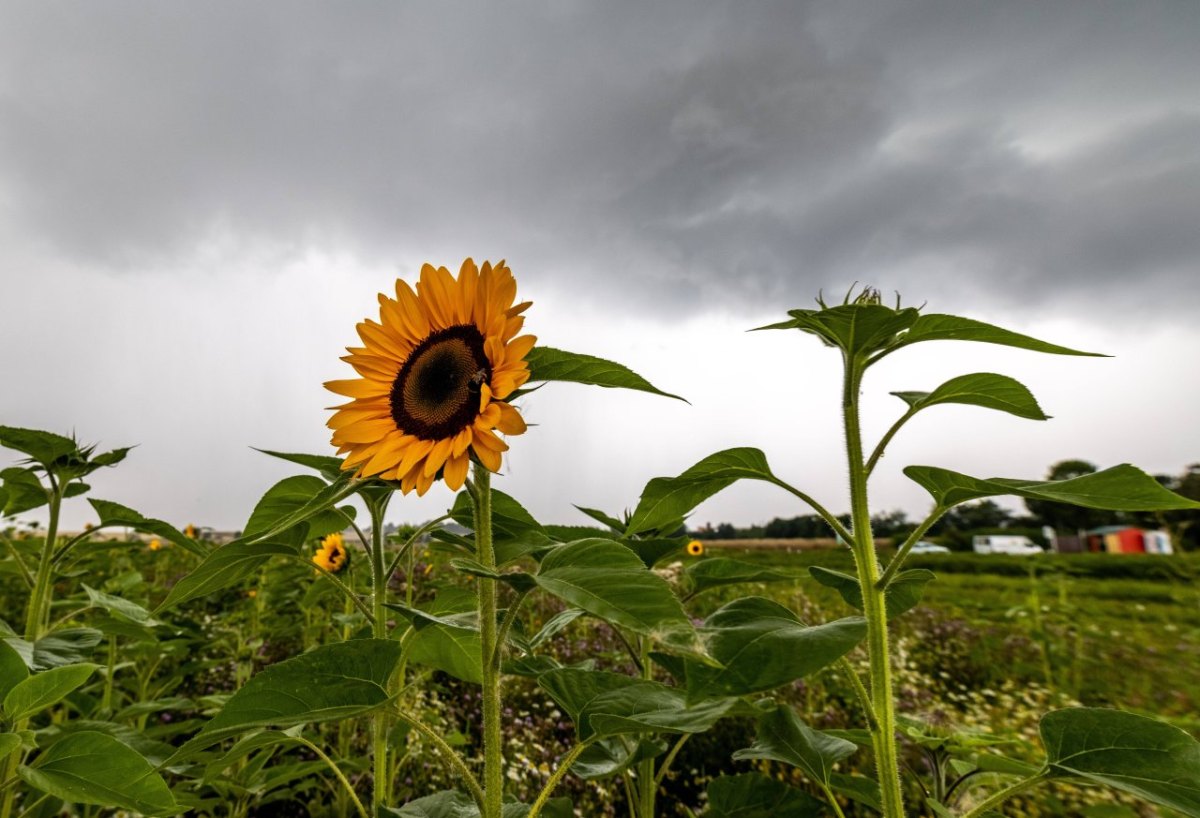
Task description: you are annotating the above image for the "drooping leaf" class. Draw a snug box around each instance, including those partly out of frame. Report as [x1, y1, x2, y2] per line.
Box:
[533, 539, 697, 651]
[3, 663, 97, 721]
[244, 475, 354, 544]
[389, 605, 485, 685]
[527, 608, 586, 651]
[0, 426, 77, 466]
[627, 449, 786, 537]
[906, 464, 1200, 512]
[157, 542, 297, 612]
[3, 628, 104, 671]
[525, 346, 684, 401]
[733, 706, 857, 788]
[684, 558, 795, 596]
[0, 640, 28, 699]
[88, 499, 205, 556]
[82, 585, 157, 627]
[681, 598, 865, 700]
[1, 467, 48, 515]
[254, 449, 346, 482]
[705, 772, 824, 818]
[571, 737, 666, 780]
[892, 314, 1103, 357]
[18, 730, 177, 815]
[179, 639, 402, 754]
[1041, 708, 1200, 816]
[809, 567, 936, 620]
[892, 372, 1049, 421]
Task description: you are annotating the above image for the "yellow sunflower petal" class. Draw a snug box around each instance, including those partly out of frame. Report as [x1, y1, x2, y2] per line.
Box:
[443, 453, 470, 490]
[422, 436, 455, 478]
[325, 379, 389, 399]
[495, 402, 527, 436]
[472, 440, 503, 472]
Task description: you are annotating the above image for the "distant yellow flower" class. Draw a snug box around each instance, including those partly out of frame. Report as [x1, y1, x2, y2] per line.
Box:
[184, 524, 197, 539]
[686, 540, 705, 557]
[326, 259, 534, 496]
[313, 532, 349, 574]
[247, 589, 258, 599]
[148, 539, 162, 551]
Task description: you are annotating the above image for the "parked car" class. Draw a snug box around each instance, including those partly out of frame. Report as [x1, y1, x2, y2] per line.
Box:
[910, 541, 950, 554]
[972, 535, 1044, 555]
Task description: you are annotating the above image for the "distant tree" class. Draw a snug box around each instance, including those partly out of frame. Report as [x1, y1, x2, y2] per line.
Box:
[870, 509, 909, 538]
[1023, 459, 1117, 534]
[938, 499, 1012, 531]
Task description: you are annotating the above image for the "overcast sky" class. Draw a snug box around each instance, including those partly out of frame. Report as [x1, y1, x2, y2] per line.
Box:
[2, 1, 1198, 533]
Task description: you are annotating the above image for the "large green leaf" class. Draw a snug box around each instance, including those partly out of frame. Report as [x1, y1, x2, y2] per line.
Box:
[684, 558, 794, 596]
[0, 640, 28, 699]
[906, 464, 1200, 511]
[18, 730, 177, 815]
[762, 304, 921, 359]
[681, 598, 865, 700]
[533, 539, 697, 651]
[88, 498, 206, 556]
[82, 585, 158, 627]
[157, 542, 297, 612]
[180, 639, 402, 753]
[892, 313, 1103, 357]
[238, 475, 358, 546]
[525, 346, 684, 401]
[1, 467, 49, 515]
[0, 426, 77, 465]
[809, 567, 936, 620]
[538, 668, 733, 740]
[892, 372, 1049, 421]
[254, 449, 346, 482]
[391, 607, 484, 684]
[384, 791, 572, 818]
[244, 475, 354, 544]
[732, 706, 857, 788]
[571, 737, 666, 780]
[449, 488, 552, 565]
[3, 663, 97, 721]
[1041, 708, 1200, 816]
[627, 449, 785, 537]
[3, 628, 104, 671]
[705, 772, 824, 817]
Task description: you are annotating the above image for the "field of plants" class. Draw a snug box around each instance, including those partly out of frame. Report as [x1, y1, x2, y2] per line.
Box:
[3, 268, 1199, 818]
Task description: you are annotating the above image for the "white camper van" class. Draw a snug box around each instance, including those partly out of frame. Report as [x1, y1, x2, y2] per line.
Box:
[972, 535, 1044, 555]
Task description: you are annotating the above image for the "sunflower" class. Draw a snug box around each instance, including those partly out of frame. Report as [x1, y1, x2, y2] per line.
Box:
[326, 260, 534, 495]
[686, 540, 705, 557]
[148, 539, 162, 551]
[313, 532, 349, 573]
[184, 523, 197, 539]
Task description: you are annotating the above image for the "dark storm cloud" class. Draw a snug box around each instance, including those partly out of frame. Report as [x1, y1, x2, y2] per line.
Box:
[1, 1, 1197, 315]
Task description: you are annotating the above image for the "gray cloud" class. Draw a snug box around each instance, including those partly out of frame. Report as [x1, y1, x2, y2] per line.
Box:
[1, 0, 1198, 319]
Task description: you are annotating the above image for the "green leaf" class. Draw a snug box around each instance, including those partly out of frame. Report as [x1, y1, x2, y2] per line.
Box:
[681, 598, 865, 700]
[620, 538, 685, 569]
[684, 558, 794, 596]
[571, 737, 666, 780]
[894, 313, 1104, 357]
[82, 585, 157, 627]
[3, 628, 104, 671]
[179, 639, 402, 754]
[88, 499, 205, 557]
[525, 346, 684, 401]
[389, 606, 485, 685]
[254, 449, 346, 481]
[528, 609, 586, 651]
[18, 730, 177, 815]
[1041, 708, 1200, 816]
[809, 567, 936, 619]
[3, 663, 97, 721]
[384, 790, 572, 818]
[732, 706, 857, 788]
[157, 542, 297, 611]
[828, 774, 882, 812]
[0, 426, 77, 465]
[533, 539, 697, 650]
[627, 448, 784, 537]
[538, 668, 734, 741]
[89, 447, 132, 468]
[1, 467, 49, 515]
[0, 732, 19, 762]
[892, 372, 1049, 421]
[0, 640, 28, 700]
[762, 304, 921, 359]
[573, 505, 625, 533]
[906, 463, 1200, 512]
[451, 488, 544, 540]
[705, 772, 824, 817]
[244, 475, 354, 544]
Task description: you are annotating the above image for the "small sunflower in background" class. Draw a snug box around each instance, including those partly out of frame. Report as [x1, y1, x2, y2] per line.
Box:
[184, 523, 197, 539]
[313, 532, 349, 574]
[148, 539, 162, 551]
[325, 259, 534, 496]
[686, 539, 705, 557]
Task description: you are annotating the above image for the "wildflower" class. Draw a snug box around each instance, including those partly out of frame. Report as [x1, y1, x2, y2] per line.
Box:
[184, 523, 197, 539]
[686, 539, 705, 557]
[148, 539, 162, 551]
[326, 260, 534, 495]
[313, 532, 349, 573]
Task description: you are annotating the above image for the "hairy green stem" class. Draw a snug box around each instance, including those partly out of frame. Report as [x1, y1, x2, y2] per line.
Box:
[958, 774, 1046, 818]
[0, 535, 34, 587]
[385, 513, 451, 581]
[653, 734, 691, 787]
[492, 590, 530, 669]
[769, 477, 854, 544]
[637, 637, 655, 818]
[842, 358, 905, 818]
[471, 466, 504, 818]
[290, 735, 371, 818]
[526, 741, 594, 818]
[24, 476, 63, 640]
[835, 655, 878, 730]
[877, 505, 947, 588]
[368, 494, 393, 815]
[865, 408, 917, 478]
[391, 707, 486, 809]
[819, 783, 849, 818]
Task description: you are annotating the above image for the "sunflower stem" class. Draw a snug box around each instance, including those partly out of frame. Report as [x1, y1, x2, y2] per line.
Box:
[842, 356, 905, 818]
[471, 465, 505, 818]
[367, 493, 393, 815]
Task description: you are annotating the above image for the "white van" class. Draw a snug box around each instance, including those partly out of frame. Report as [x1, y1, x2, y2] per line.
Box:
[972, 535, 1044, 555]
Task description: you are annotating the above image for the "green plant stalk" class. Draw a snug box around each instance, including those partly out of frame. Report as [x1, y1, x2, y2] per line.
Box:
[288, 735, 371, 818]
[101, 635, 117, 713]
[391, 706, 486, 808]
[842, 358, 905, 818]
[471, 465, 504, 818]
[368, 494, 392, 815]
[638, 637, 654, 818]
[23, 476, 63, 640]
[526, 740, 594, 818]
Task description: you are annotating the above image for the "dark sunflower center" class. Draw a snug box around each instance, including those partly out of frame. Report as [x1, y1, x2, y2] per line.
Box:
[390, 325, 490, 441]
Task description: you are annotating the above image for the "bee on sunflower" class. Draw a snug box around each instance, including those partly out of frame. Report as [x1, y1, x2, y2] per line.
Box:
[325, 259, 534, 495]
[313, 532, 349, 574]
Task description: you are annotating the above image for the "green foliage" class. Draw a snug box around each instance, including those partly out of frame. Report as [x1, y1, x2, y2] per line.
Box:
[2, 662, 96, 721]
[704, 772, 824, 817]
[683, 558, 795, 596]
[88, 498, 205, 556]
[892, 372, 1049, 421]
[810, 566, 936, 619]
[732, 705, 858, 788]
[157, 542, 297, 611]
[525, 346, 684, 401]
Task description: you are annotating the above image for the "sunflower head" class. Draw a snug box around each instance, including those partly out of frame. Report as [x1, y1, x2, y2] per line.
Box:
[313, 532, 349, 574]
[148, 539, 162, 551]
[686, 540, 705, 557]
[326, 259, 534, 496]
[185, 523, 197, 539]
